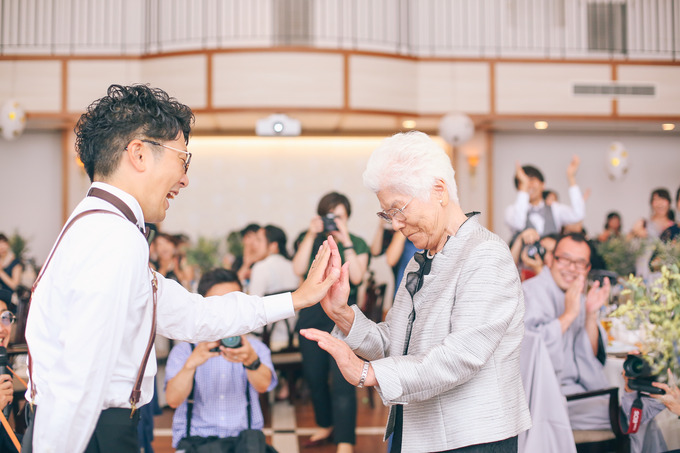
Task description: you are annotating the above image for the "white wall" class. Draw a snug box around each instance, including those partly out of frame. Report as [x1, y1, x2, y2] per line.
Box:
[492, 132, 680, 242]
[0, 131, 63, 262]
[158, 136, 390, 258]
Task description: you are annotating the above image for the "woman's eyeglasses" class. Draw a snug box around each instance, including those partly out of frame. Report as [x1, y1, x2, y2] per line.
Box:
[377, 197, 415, 223]
[0, 311, 16, 327]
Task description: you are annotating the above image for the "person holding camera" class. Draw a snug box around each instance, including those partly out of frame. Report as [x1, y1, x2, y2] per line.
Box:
[523, 233, 667, 452]
[651, 369, 680, 417]
[292, 192, 369, 453]
[165, 268, 277, 449]
[510, 228, 557, 281]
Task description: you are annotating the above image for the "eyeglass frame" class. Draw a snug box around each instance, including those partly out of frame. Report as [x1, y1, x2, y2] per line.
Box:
[0, 310, 16, 327]
[140, 139, 192, 174]
[553, 254, 591, 271]
[376, 196, 415, 223]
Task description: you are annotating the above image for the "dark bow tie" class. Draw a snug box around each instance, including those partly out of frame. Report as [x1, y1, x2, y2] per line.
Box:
[405, 251, 432, 299]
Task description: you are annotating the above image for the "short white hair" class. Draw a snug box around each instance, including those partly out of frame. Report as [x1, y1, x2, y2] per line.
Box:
[362, 131, 459, 203]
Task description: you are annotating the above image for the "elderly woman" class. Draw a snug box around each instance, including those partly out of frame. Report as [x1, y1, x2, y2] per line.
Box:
[301, 132, 531, 453]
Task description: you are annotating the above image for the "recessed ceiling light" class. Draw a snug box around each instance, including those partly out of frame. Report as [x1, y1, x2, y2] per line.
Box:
[534, 121, 549, 130]
[402, 120, 416, 129]
[662, 123, 675, 131]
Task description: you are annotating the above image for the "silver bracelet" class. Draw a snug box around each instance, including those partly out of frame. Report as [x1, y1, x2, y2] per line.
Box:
[357, 361, 370, 388]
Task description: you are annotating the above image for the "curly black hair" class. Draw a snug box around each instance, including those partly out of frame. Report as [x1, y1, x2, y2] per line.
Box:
[74, 84, 195, 181]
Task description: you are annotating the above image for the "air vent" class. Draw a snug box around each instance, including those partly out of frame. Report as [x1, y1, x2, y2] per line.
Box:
[573, 83, 656, 97]
[587, 2, 627, 54]
[274, 0, 312, 46]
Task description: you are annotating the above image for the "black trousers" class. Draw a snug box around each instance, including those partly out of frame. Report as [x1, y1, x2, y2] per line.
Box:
[22, 405, 141, 453]
[299, 334, 357, 445]
[435, 436, 518, 453]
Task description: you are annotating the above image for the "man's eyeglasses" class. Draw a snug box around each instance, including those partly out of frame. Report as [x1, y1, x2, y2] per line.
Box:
[554, 255, 590, 271]
[141, 139, 192, 174]
[0, 311, 16, 327]
[377, 197, 414, 224]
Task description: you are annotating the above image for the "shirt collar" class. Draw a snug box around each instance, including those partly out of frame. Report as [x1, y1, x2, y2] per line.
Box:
[90, 182, 147, 231]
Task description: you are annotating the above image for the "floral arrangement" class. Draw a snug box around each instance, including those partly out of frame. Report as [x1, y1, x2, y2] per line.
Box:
[596, 237, 647, 278]
[612, 265, 680, 380]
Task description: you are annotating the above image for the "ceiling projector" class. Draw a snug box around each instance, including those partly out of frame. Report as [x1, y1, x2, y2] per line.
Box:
[256, 114, 301, 136]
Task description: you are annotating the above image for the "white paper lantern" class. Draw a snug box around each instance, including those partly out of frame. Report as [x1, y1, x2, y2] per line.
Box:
[0, 100, 27, 140]
[607, 141, 629, 181]
[438, 113, 475, 146]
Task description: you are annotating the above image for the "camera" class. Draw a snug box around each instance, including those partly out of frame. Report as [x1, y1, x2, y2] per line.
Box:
[588, 269, 618, 286]
[525, 242, 546, 260]
[210, 336, 242, 352]
[322, 213, 338, 232]
[623, 354, 665, 395]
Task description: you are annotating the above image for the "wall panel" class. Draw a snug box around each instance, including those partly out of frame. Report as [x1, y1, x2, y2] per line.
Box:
[212, 52, 344, 108]
[496, 63, 612, 115]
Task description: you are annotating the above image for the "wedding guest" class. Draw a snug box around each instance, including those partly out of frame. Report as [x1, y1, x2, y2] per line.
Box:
[0, 234, 23, 299]
[292, 192, 370, 453]
[165, 269, 276, 449]
[629, 188, 675, 240]
[597, 212, 622, 242]
[523, 233, 666, 452]
[505, 157, 585, 238]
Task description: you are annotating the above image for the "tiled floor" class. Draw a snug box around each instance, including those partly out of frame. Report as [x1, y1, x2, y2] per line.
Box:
[151, 389, 391, 453]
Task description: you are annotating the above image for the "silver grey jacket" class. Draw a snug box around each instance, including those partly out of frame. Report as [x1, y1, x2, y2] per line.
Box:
[336, 215, 532, 452]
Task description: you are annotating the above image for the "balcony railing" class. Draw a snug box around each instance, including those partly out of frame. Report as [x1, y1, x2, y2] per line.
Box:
[1, 0, 678, 60]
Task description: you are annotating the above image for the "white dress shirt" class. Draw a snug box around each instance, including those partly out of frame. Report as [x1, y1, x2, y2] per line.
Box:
[248, 254, 300, 349]
[25, 182, 294, 453]
[505, 185, 586, 236]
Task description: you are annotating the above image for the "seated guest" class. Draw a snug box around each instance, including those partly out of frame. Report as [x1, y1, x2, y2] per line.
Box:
[164, 268, 277, 449]
[523, 233, 666, 452]
[232, 224, 268, 288]
[505, 157, 585, 237]
[0, 295, 20, 452]
[249, 224, 301, 351]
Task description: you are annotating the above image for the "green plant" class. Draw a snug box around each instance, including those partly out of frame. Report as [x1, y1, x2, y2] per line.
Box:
[612, 265, 680, 381]
[649, 240, 680, 272]
[8, 231, 29, 261]
[226, 231, 243, 259]
[185, 237, 220, 274]
[596, 237, 647, 278]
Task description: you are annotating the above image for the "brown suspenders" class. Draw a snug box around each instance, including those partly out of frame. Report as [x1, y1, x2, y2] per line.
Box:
[28, 191, 157, 417]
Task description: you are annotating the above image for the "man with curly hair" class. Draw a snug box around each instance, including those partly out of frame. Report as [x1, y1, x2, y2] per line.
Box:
[22, 84, 338, 453]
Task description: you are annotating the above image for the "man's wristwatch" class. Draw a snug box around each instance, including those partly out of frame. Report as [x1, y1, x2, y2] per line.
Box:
[244, 357, 261, 370]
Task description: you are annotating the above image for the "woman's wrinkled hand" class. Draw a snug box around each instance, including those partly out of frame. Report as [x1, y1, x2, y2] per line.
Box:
[300, 328, 372, 387]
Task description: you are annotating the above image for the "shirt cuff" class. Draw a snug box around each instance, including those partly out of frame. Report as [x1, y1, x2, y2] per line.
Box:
[262, 292, 295, 324]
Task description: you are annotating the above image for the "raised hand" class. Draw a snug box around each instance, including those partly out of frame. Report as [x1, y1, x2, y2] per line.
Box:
[300, 328, 372, 387]
[219, 336, 254, 365]
[292, 238, 341, 310]
[515, 162, 529, 192]
[567, 155, 580, 186]
[185, 341, 220, 370]
[319, 236, 354, 334]
[585, 276, 610, 315]
[0, 374, 13, 409]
